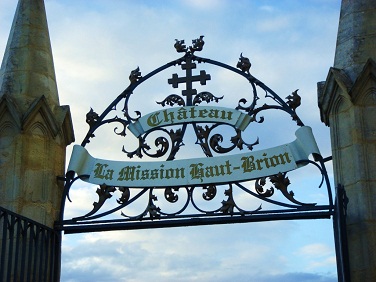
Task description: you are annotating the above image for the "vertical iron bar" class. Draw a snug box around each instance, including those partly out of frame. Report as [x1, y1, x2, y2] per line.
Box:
[319, 158, 334, 208]
[45, 230, 52, 281]
[52, 230, 61, 282]
[38, 228, 46, 281]
[19, 220, 27, 282]
[13, 218, 22, 281]
[6, 214, 15, 282]
[32, 226, 40, 281]
[1, 211, 9, 281]
[333, 185, 350, 282]
[26, 224, 35, 281]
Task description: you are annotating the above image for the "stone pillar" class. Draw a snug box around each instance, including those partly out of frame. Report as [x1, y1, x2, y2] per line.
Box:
[0, 0, 74, 227]
[318, 0, 376, 281]
[0, 1, 74, 280]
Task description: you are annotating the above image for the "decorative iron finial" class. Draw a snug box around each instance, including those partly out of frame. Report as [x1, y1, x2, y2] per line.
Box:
[174, 36, 205, 54]
[174, 39, 187, 53]
[286, 89, 301, 111]
[190, 35, 205, 53]
[86, 108, 99, 126]
[236, 53, 251, 73]
[129, 67, 142, 83]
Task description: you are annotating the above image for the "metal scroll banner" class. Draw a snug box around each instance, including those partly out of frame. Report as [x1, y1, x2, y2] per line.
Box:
[128, 106, 252, 137]
[67, 126, 320, 188]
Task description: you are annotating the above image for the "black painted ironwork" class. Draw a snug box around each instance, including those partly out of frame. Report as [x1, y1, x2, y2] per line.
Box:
[57, 37, 334, 235]
[0, 206, 60, 282]
[333, 185, 350, 282]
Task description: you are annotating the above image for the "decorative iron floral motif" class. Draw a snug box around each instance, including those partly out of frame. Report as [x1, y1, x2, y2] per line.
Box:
[146, 196, 161, 219]
[86, 108, 99, 127]
[220, 187, 236, 214]
[236, 53, 251, 73]
[255, 177, 274, 197]
[117, 186, 130, 204]
[190, 35, 205, 53]
[129, 67, 142, 83]
[193, 91, 223, 105]
[174, 39, 187, 53]
[202, 184, 217, 201]
[165, 187, 179, 203]
[157, 94, 185, 107]
[255, 173, 315, 206]
[286, 89, 301, 111]
[72, 184, 116, 220]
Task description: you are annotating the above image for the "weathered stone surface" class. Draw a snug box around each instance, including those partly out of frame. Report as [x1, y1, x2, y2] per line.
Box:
[0, 96, 73, 227]
[0, 0, 59, 113]
[0, 1, 73, 281]
[0, 0, 74, 228]
[346, 218, 376, 282]
[318, 1, 376, 279]
[334, 0, 376, 82]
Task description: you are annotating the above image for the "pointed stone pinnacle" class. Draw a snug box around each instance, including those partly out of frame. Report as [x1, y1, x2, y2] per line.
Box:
[0, 0, 59, 112]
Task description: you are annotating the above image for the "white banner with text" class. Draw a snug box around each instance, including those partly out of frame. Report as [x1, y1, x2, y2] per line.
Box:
[128, 106, 252, 137]
[67, 126, 320, 187]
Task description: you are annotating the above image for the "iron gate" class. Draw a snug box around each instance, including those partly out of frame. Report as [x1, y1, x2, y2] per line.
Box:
[0, 206, 60, 282]
[55, 37, 347, 280]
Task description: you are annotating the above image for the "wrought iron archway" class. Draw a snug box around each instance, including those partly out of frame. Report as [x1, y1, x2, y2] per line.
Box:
[56, 36, 334, 235]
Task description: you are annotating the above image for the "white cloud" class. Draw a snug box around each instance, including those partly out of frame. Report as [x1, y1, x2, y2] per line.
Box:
[308, 256, 337, 270]
[259, 5, 275, 13]
[61, 221, 319, 281]
[182, 0, 225, 10]
[295, 243, 337, 271]
[298, 243, 333, 257]
[257, 16, 292, 32]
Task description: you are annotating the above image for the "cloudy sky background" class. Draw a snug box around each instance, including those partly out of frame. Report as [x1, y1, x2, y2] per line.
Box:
[0, 0, 342, 281]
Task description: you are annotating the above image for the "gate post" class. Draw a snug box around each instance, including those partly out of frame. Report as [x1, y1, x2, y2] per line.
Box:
[0, 0, 74, 280]
[318, 0, 376, 280]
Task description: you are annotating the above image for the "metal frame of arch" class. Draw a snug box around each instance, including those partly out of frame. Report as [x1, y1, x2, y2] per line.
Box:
[56, 37, 335, 235]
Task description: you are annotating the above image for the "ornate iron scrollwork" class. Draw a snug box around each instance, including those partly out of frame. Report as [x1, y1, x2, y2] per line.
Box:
[193, 91, 223, 105]
[157, 94, 185, 107]
[59, 37, 333, 233]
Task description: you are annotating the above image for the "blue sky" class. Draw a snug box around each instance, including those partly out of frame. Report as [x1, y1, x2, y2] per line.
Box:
[0, 0, 341, 281]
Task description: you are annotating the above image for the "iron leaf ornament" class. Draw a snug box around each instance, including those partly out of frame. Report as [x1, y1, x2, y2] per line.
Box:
[129, 66, 142, 83]
[236, 53, 251, 73]
[220, 187, 236, 214]
[202, 184, 217, 201]
[174, 36, 205, 54]
[117, 186, 130, 204]
[174, 39, 187, 53]
[157, 94, 186, 107]
[86, 108, 99, 127]
[255, 173, 316, 206]
[190, 35, 205, 53]
[165, 187, 179, 203]
[193, 91, 223, 105]
[286, 89, 301, 111]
